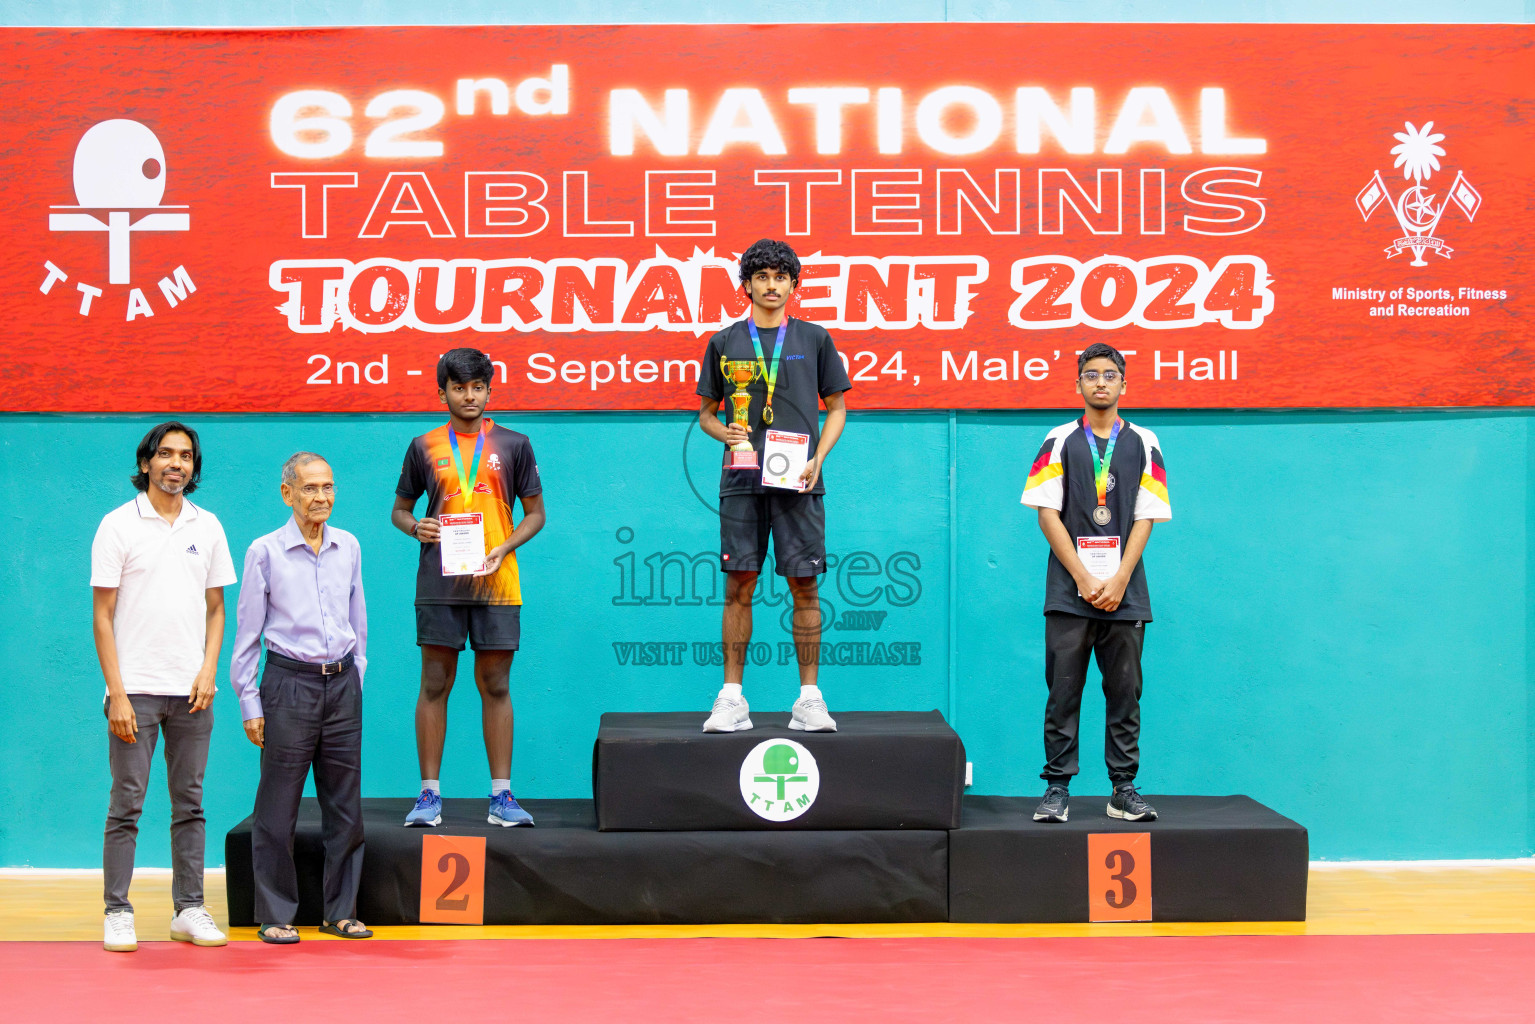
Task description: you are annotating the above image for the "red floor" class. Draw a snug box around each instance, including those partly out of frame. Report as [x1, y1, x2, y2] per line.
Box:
[7, 934, 1533, 1023]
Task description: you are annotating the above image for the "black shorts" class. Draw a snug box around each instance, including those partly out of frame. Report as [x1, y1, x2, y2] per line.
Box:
[719, 493, 826, 577]
[416, 604, 521, 651]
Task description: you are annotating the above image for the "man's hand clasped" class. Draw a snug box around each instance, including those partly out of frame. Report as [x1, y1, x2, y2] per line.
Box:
[1078, 570, 1131, 612]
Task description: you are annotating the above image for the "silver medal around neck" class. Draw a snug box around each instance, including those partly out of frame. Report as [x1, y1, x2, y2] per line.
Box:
[1092, 505, 1112, 526]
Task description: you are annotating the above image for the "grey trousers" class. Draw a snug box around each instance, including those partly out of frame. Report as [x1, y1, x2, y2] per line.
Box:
[251, 660, 364, 925]
[104, 693, 214, 914]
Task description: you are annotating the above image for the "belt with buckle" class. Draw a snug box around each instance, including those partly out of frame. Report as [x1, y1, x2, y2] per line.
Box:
[266, 650, 356, 676]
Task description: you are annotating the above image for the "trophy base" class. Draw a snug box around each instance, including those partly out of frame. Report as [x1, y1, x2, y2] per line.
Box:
[726, 448, 759, 470]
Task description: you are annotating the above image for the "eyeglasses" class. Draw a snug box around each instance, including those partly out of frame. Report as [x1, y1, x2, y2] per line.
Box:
[1079, 370, 1122, 384]
[298, 484, 335, 497]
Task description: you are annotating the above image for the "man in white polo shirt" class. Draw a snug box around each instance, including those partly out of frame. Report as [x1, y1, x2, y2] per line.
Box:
[91, 422, 237, 953]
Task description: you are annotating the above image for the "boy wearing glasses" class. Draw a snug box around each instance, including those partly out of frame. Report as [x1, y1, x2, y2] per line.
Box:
[1020, 343, 1171, 823]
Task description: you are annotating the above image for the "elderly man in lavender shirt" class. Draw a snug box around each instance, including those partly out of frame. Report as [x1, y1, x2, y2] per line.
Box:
[232, 452, 372, 943]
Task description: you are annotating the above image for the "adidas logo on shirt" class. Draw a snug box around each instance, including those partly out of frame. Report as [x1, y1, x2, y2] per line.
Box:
[185, 544, 199, 555]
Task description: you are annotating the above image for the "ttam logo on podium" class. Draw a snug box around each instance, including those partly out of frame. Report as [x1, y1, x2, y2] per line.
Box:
[40, 118, 197, 320]
[739, 739, 819, 822]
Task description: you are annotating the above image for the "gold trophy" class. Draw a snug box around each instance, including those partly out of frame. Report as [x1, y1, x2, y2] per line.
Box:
[721, 357, 764, 470]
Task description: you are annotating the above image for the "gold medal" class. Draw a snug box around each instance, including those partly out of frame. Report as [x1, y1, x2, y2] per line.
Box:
[762, 405, 774, 425]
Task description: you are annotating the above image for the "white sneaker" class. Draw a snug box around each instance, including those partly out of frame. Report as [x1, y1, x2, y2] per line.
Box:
[702, 694, 753, 733]
[790, 695, 837, 732]
[169, 906, 228, 947]
[103, 910, 137, 952]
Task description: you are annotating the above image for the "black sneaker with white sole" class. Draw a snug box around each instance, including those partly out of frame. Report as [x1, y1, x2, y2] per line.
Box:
[1032, 784, 1070, 822]
[1107, 784, 1158, 821]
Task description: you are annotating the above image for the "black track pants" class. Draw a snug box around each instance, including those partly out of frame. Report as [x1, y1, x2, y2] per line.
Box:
[1041, 613, 1145, 786]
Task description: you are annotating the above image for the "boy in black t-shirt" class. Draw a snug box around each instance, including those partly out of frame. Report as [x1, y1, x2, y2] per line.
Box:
[695, 239, 852, 733]
[390, 349, 547, 829]
[1020, 342, 1171, 823]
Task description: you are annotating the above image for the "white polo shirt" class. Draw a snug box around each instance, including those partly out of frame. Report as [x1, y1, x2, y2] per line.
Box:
[91, 493, 238, 696]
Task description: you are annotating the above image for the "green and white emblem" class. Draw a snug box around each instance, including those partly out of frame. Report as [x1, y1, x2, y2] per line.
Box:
[739, 738, 819, 822]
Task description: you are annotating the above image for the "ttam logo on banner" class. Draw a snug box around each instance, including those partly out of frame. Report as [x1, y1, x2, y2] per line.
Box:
[1355, 120, 1482, 266]
[40, 118, 197, 320]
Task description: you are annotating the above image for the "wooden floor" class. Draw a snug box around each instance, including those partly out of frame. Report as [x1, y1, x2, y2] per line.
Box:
[3, 862, 1532, 941]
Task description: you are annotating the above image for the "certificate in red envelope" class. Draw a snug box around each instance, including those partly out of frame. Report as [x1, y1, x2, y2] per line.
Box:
[439, 513, 486, 576]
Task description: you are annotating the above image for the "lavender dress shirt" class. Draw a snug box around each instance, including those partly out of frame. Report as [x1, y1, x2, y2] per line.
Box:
[231, 517, 368, 721]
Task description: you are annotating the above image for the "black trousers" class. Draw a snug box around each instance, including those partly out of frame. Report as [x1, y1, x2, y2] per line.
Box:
[1041, 613, 1145, 786]
[251, 660, 364, 925]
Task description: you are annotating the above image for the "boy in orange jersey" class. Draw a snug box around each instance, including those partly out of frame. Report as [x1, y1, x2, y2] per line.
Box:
[391, 348, 546, 827]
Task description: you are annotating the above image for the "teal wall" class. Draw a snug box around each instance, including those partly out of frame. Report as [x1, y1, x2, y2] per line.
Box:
[2, 409, 1531, 865]
[1, 0, 1531, 867]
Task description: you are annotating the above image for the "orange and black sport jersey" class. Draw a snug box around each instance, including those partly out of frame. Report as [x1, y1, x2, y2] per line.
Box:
[396, 419, 542, 606]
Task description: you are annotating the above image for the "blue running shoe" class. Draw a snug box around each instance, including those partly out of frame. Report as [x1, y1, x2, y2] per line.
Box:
[488, 791, 534, 827]
[404, 789, 442, 827]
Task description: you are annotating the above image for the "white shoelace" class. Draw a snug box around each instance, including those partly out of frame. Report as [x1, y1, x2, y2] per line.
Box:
[797, 697, 829, 714]
[711, 695, 741, 714]
[180, 906, 217, 930]
[105, 913, 134, 936]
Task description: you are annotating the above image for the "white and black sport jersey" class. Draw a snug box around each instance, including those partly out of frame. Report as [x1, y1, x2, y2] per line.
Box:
[1021, 418, 1171, 621]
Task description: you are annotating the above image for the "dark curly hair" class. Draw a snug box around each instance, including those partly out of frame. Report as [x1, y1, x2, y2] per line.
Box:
[738, 238, 801, 288]
[131, 421, 202, 495]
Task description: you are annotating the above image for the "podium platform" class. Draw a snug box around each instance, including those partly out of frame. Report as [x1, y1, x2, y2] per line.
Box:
[225, 798, 949, 926]
[593, 710, 965, 831]
[224, 707, 1307, 925]
[948, 795, 1309, 922]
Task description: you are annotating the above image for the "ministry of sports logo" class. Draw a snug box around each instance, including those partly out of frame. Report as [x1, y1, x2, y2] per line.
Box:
[1355, 121, 1482, 266]
[739, 739, 819, 822]
[39, 118, 196, 319]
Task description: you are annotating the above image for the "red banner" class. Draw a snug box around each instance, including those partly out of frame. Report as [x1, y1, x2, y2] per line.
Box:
[1, 25, 1530, 411]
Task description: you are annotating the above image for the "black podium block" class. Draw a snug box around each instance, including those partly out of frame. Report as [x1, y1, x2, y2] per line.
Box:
[949, 795, 1308, 922]
[225, 798, 948, 926]
[592, 711, 965, 831]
